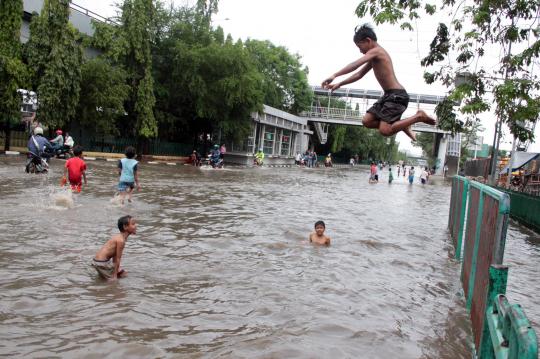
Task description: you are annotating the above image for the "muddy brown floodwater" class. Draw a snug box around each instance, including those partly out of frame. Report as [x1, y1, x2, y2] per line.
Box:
[0, 156, 538, 358]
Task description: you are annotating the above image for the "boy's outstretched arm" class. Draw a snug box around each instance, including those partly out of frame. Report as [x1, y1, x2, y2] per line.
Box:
[322, 52, 376, 88]
[326, 63, 372, 91]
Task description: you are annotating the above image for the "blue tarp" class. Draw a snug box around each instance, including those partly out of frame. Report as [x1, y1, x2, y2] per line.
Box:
[501, 152, 539, 173]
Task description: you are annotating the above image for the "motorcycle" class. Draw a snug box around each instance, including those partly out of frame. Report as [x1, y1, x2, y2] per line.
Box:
[51, 144, 73, 159]
[25, 151, 49, 174]
[208, 156, 224, 169]
[253, 157, 264, 166]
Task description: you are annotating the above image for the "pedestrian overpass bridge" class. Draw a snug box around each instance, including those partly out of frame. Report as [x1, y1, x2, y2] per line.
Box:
[300, 86, 450, 145]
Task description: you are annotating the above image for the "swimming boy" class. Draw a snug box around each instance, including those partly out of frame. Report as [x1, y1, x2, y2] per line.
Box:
[91, 215, 136, 280]
[321, 24, 436, 141]
[63, 145, 87, 192]
[118, 146, 141, 204]
[309, 220, 331, 246]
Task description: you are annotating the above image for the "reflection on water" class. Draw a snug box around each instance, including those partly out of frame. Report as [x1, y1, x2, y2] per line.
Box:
[0, 156, 537, 358]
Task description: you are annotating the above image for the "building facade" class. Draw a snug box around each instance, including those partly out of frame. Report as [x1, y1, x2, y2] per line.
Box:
[224, 105, 312, 165]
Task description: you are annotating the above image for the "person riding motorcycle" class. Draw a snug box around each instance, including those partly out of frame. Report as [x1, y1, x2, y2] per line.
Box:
[254, 148, 265, 166]
[26, 127, 53, 173]
[64, 132, 75, 148]
[27, 127, 53, 159]
[50, 129, 64, 151]
[209, 145, 222, 168]
[325, 153, 333, 167]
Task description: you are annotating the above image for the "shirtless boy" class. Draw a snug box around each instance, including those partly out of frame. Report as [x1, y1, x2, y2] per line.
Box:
[309, 220, 331, 246]
[321, 24, 436, 141]
[91, 215, 136, 280]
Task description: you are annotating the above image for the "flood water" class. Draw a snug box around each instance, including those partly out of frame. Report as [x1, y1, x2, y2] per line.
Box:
[0, 155, 538, 358]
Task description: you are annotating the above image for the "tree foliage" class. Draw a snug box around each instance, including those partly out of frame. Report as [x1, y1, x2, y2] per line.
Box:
[356, 0, 540, 142]
[149, 5, 267, 143]
[77, 58, 129, 135]
[244, 39, 312, 115]
[316, 97, 400, 161]
[118, 0, 158, 139]
[25, 0, 82, 129]
[0, 0, 27, 129]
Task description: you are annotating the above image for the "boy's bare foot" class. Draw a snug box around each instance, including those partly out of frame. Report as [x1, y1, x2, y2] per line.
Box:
[417, 110, 436, 125]
[128, 199, 132, 203]
[404, 126, 417, 141]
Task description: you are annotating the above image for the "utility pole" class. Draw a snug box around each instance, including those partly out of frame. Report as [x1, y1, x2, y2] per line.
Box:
[505, 135, 517, 188]
[489, 20, 514, 185]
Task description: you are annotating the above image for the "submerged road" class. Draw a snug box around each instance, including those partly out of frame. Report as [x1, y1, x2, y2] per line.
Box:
[0, 156, 538, 358]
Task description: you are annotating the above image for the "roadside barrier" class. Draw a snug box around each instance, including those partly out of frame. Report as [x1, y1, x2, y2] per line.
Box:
[448, 177, 538, 358]
[448, 175, 469, 259]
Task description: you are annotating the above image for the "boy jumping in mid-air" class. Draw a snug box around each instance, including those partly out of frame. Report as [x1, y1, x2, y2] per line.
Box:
[91, 215, 136, 281]
[309, 220, 331, 246]
[63, 145, 87, 192]
[118, 146, 141, 204]
[322, 24, 436, 141]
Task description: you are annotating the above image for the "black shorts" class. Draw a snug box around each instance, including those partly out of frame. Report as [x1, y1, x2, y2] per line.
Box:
[367, 89, 409, 124]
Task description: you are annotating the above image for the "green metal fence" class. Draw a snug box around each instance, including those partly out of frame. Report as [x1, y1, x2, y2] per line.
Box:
[448, 175, 469, 260]
[448, 178, 538, 358]
[77, 136, 193, 156]
[497, 188, 540, 233]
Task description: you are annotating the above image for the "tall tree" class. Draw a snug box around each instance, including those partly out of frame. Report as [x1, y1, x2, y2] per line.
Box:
[77, 58, 129, 135]
[118, 0, 158, 143]
[25, 0, 82, 129]
[245, 39, 312, 115]
[0, 0, 27, 151]
[150, 6, 264, 145]
[356, 0, 540, 143]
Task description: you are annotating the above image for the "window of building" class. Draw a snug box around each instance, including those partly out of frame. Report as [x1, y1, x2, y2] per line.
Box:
[281, 130, 292, 156]
[263, 127, 275, 155]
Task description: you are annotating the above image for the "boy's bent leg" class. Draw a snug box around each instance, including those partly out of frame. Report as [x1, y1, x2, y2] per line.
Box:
[362, 113, 380, 129]
[378, 110, 436, 137]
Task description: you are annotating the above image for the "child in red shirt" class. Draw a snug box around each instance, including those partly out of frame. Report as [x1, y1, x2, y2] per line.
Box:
[63, 145, 87, 192]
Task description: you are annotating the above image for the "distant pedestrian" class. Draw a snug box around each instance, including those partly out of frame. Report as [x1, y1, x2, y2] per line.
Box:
[388, 167, 394, 184]
[408, 166, 415, 184]
[420, 167, 429, 185]
[397, 165, 401, 177]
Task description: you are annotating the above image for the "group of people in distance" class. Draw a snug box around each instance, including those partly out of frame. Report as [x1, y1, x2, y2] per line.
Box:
[72, 23, 438, 282]
[369, 162, 432, 185]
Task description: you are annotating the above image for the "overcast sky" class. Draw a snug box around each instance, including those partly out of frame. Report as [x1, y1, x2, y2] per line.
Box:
[72, 0, 540, 154]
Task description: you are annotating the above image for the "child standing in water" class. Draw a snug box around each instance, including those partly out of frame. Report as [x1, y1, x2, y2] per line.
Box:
[91, 215, 136, 280]
[309, 220, 331, 246]
[408, 166, 415, 184]
[63, 145, 87, 193]
[117, 146, 141, 204]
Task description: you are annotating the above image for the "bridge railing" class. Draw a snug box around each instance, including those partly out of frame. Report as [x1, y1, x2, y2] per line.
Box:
[302, 106, 363, 120]
[448, 178, 538, 358]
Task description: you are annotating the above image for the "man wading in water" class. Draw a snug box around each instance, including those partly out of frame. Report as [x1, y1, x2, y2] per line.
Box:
[322, 24, 436, 141]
